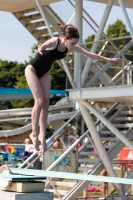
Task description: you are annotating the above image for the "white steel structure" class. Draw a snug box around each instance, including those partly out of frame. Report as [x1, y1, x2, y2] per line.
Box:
[1, 0, 133, 199]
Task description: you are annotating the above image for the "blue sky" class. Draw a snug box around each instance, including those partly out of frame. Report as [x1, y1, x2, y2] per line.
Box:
[0, 1, 133, 63]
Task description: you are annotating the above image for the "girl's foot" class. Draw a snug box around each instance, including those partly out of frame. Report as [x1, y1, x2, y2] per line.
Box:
[38, 135, 47, 152]
[29, 133, 39, 151]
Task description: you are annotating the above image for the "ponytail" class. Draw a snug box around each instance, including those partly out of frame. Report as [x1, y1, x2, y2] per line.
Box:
[56, 21, 80, 39]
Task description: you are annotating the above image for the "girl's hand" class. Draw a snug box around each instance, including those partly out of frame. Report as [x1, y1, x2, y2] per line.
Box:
[110, 58, 122, 66]
[38, 43, 43, 55]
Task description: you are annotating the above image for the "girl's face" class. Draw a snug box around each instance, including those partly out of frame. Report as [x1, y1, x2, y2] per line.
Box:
[65, 38, 79, 50]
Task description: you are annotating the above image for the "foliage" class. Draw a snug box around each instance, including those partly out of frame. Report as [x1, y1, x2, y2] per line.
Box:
[106, 20, 133, 61]
[0, 101, 13, 110]
[85, 34, 95, 51]
[0, 60, 25, 87]
[50, 62, 66, 90]
[13, 76, 28, 88]
[0, 60, 26, 109]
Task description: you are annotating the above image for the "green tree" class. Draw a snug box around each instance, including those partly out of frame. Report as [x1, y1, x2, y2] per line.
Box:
[11, 76, 34, 108]
[0, 60, 26, 110]
[85, 34, 95, 50]
[50, 62, 66, 90]
[14, 76, 28, 88]
[106, 19, 131, 51]
[0, 60, 25, 87]
[50, 62, 66, 105]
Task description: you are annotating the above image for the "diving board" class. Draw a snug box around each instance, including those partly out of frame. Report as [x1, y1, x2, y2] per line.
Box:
[5, 168, 133, 185]
[0, 174, 46, 182]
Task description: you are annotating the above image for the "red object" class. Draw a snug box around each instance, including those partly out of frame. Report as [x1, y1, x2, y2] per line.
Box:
[86, 187, 100, 192]
[4, 145, 11, 153]
[119, 148, 133, 169]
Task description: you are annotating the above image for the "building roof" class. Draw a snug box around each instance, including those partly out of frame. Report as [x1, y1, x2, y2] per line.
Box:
[87, 0, 133, 9]
[0, 0, 132, 13]
[0, 0, 62, 13]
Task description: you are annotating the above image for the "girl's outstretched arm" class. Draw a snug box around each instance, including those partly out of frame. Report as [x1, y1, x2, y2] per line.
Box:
[72, 45, 122, 65]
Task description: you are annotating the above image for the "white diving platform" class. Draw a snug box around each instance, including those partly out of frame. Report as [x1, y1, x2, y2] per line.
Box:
[69, 85, 133, 103]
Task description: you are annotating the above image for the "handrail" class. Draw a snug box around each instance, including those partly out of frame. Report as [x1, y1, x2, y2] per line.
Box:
[47, 116, 81, 149]
[46, 102, 120, 171]
[18, 110, 81, 168]
[106, 61, 132, 86]
[25, 116, 81, 169]
[79, 35, 132, 46]
[78, 102, 119, 152]
[85, 41, 133, 87]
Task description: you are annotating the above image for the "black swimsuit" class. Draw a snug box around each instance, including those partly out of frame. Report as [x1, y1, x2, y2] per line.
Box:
[29, 37, 68, 78]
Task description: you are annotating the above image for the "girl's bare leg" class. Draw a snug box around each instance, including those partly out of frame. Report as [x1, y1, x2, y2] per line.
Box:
[102, 182, 108, 196]
[105, 183, 108, 196]
[25, 65, 44, 151]
[102, 183, 105, 196]
[38, 71, 50, 152]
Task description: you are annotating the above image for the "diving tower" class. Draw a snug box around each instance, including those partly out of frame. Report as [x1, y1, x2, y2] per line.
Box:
[1, 0, 133, 200]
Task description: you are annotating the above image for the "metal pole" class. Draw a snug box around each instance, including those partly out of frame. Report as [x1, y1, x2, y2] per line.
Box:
[77, 100, 123, 195]
[46, 130, 89, 171]
[122, 165, 133, 194]
[67, 12, 75, 24]
[82, 0, 114, 86]
[107, 62, 132, 86]
[79, 35, 131, 46]
[46, 110, 81, 143]
[35, 0, 54, 37]
[122, 55, 124, 85]
[74, 0, 83, 88]
[81, 100, 133, 151]
[61, 59, 75, 88]
[127, 64, 132, 85]
[118, 0, 133, 39]
[75, 117, 78, 136]
[81, 117, 84, 136]
[18, 151, 38, 168]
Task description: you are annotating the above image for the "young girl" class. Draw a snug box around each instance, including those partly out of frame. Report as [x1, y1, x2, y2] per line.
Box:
[25, 23, 122, 152]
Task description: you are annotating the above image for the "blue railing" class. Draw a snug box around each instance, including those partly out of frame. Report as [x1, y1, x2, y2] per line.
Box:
[0, 88, 66, 96]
